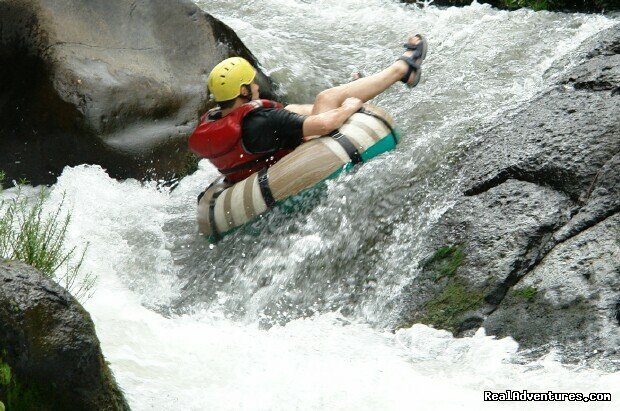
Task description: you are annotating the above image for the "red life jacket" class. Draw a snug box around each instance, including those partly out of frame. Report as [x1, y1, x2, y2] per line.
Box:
[188, 99, 293, 183]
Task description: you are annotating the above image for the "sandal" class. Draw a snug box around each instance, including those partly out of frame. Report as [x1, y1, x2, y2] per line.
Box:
[397, 34, 428, 88]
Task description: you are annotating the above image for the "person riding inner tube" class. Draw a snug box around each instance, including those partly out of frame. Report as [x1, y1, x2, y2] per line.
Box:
[188, 34, 429, 184]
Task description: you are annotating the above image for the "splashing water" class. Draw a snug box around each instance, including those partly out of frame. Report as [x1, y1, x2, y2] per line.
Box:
[2, 1, 618, 409]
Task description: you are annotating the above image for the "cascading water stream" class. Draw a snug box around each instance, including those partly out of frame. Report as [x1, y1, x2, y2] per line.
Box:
[2, 1, 618, 409]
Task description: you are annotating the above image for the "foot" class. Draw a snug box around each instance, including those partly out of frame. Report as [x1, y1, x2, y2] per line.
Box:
[396, 35, 428, 88]
[350, 71, 364, 82]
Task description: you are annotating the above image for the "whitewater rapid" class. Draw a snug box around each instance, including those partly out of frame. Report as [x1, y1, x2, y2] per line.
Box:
[43, 160, 620, 411]
[4, 1, 618, 409]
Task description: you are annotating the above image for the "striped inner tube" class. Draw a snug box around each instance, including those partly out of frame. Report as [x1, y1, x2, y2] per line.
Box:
[198, 104, 399, 242]
[358, 107, 398, 145]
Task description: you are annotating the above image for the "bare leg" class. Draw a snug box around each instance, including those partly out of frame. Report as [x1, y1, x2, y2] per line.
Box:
[311, 36, 422, 115]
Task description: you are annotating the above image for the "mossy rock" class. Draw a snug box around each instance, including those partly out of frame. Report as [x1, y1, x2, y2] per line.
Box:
[0, 261, 129, 410]
[0, 354, 9, 386]
[419, 279, 485, 332]
[421, 244, 465, 279]
[405, 244, 483, 332]
[0, 356, 46, 411]
[512, 286, 539, 302]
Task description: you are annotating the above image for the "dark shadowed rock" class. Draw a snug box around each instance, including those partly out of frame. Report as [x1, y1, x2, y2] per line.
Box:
[393, 24, 619, 361]
[0, 260, 129, 410]
[0, 0, 277, 186]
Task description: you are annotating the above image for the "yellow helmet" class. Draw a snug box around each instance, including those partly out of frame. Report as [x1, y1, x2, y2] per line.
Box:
[208, 57, 256, 102]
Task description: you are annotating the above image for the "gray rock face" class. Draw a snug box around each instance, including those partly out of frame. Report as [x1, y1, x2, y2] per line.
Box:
[0, 260, 129, 410]
[394, 24, 620, 360]
[485, 214, 620, 355]
[0, 0, 277, 185]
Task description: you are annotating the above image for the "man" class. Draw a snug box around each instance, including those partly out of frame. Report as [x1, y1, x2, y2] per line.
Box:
[189, 35, 427, 184]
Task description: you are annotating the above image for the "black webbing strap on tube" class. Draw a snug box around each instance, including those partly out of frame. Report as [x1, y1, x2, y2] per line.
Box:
[199, 178, 225, 204]
[208, 189, 224, 241]
[257, 168, 276, 208]
[330, 131, 363, 165]
[197, 190, 206, 204]
[358, 107, 398, 145]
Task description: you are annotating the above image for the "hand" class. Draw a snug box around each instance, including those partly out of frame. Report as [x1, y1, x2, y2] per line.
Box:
[341, 97, 363, 112]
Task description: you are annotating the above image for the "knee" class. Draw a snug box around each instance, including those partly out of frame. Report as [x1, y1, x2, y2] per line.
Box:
[314, 89, 342, 107]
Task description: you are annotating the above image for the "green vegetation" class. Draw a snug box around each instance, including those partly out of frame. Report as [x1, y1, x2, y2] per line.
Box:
[500, 0, 617, 11]
[404, 0, 617, 12]
[0, 352, 13, 407]
[0, 357, 10, 386]
[502, 0, 551, 10]
[422, 244, 465, 279]
[1, 347, 125, 410]
[1, 350, 47, 410]
[415, 244, 484, 331]
[512, 286, 538, 301]
[420, 279, 485, 331]
[0, 173, 95, 302]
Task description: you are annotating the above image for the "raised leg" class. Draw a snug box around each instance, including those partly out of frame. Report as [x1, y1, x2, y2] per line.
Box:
[311, 35, 424, 115]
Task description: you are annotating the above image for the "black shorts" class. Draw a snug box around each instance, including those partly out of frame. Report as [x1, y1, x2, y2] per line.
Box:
[241, 108, 306, 153]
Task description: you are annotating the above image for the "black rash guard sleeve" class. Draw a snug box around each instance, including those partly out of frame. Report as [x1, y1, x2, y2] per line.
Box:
[241, 108, 307, 154]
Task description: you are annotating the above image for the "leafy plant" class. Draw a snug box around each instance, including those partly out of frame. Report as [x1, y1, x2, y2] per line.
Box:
[0, 175, 95, 302]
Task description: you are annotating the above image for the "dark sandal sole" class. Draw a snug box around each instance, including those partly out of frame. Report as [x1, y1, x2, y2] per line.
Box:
[399, 35, 428, 88]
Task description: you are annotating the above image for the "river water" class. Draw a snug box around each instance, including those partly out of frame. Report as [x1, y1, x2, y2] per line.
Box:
[6, 1, 620, 409]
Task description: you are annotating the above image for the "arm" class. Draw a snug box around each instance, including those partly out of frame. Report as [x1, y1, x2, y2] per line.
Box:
[301, 98, 363, 141]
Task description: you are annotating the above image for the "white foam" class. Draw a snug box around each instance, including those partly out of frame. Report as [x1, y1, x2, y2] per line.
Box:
[2, 2, 617, 409]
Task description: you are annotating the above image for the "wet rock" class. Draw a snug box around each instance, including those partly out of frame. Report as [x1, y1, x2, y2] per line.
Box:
[393, 180, 574, 332]
[484, 214, 620, 352]
[395, 24, 620, 359]
[0, 260, 129, 410]
[554, 153, 620, 243]
[0, 0, 277, 186]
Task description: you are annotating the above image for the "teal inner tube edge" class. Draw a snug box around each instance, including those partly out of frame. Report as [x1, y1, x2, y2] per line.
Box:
[207, 131, 400, 242]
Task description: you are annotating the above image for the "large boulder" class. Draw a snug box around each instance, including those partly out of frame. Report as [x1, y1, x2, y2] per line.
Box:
[0, 260, 129, 410]
[392, 24, 620, 360]
[0, 0, 277, 186]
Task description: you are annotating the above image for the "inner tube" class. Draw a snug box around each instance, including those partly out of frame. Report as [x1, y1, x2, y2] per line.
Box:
[197, 104, 400, 242]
